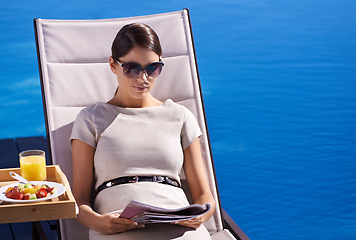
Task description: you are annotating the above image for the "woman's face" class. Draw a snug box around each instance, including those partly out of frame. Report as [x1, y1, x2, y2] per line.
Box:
[110, 47, 161, 101]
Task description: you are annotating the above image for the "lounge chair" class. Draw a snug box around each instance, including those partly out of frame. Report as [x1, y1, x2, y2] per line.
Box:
[34, 9, 249, 240]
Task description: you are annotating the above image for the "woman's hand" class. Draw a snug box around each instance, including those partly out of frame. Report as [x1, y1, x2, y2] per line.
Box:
[171, 215, 204, 229]
[96, 213, 145, 235]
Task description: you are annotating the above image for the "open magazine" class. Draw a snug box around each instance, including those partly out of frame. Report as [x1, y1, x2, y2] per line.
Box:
[119, 200, 211, 224]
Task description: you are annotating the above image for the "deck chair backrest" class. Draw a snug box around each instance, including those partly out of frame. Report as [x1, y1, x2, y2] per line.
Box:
[35, 9, 224, 240]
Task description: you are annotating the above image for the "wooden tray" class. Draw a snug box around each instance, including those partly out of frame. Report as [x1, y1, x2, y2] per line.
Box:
[0, 165, 77, 223]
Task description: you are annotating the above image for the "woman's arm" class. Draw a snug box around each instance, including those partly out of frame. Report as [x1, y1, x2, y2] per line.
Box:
[72, 139, 144, 234]
[175, 138, 216, 229]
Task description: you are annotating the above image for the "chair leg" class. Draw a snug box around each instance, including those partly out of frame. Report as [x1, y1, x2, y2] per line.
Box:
[32, 222, 42, 240]
[50, 220, 61, 240]
[32, 221, 49, 240]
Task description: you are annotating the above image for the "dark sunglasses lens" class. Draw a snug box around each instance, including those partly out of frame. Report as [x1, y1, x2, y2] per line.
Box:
[146, 63, 163, 78]
[123, 63, 141, 78]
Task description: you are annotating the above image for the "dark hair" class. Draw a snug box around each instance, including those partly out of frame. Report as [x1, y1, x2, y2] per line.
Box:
[111, 23, 162, 60]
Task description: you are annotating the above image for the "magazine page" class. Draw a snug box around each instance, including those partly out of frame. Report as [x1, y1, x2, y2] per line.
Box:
[119, 200, 211, 223]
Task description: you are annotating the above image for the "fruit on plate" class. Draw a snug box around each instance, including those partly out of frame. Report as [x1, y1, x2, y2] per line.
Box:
[5, 183, 55, 200]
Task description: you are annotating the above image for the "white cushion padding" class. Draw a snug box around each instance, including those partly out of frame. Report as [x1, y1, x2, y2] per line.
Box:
[41, 13, 188, 63]
[59, 218, 89, 240]
[211, 229, 237, 240]
[47, 63, 117, 107]
[151, 56, 196, 102]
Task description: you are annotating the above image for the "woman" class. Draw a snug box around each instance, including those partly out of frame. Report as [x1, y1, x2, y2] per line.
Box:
[70, 23, 216, 239]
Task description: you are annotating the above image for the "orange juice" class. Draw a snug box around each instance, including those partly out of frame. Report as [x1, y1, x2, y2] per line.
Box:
[19, 150, 46, 181]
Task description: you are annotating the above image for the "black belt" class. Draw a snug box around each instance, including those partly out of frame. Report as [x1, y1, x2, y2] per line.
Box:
[97, 176, 180, 193]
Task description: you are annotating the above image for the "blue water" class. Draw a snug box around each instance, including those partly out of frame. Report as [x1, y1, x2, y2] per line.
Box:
[1, 1, 356, 239]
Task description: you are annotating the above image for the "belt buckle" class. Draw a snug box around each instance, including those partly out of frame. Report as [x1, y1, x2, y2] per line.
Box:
[129, 176, 139, 183]
[172, 180, 179, 187]
[153, 176, 164, 183]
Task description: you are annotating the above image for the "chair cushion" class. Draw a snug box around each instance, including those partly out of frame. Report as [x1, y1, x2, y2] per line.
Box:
[211, 229, 237, 240]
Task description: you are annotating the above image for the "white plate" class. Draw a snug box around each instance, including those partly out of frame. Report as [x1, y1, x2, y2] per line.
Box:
[0, 181, 66, 203]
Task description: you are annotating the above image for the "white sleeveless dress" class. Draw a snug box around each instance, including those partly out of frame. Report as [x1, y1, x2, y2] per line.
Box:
[70, 99, 211, 240]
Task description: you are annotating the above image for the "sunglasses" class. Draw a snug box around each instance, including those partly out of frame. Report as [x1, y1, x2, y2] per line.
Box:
[113, 58, 164, 79]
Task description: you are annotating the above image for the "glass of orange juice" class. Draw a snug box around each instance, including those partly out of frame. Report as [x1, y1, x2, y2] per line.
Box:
[19, 150, 46, 181]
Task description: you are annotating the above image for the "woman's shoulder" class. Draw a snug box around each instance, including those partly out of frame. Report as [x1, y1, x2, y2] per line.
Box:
[164, 99, 197, 122]
[163, 99, 185, 113]
[77, 102, 118, 120]
[166, 99, 194, 114]
[165, 99, 185, 110]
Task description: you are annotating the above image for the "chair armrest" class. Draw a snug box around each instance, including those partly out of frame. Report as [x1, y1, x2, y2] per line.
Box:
[222, 208, 250, 240]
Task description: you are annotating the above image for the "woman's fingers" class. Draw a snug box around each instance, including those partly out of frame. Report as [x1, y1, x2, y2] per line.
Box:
[113, 217, 145, 227]
[171, 216, 203, 229]
[99, 213, 145, 234]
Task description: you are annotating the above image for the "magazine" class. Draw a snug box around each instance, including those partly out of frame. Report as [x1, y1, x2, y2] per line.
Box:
[119, 200, 211, 223]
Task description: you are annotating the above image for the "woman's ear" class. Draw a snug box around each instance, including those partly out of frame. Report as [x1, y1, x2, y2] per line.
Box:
[109, 56, 117, 73]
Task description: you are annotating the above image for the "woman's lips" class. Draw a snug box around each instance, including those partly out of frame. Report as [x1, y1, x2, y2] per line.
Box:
[133, 86, 148, 91]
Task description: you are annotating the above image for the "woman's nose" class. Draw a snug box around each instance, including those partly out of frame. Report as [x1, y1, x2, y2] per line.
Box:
[137, 70, 148, 82]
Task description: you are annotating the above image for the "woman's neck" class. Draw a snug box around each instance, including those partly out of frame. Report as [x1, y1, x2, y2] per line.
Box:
[107, 94, 162, 108]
